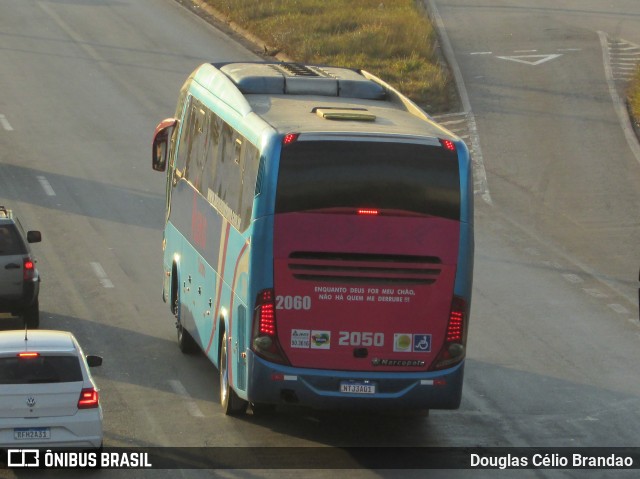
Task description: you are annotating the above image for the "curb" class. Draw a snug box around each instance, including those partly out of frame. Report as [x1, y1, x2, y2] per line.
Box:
[187, 0, 294, 63]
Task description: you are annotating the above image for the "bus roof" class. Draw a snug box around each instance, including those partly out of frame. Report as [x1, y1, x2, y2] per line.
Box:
[194, 62, 457, 141]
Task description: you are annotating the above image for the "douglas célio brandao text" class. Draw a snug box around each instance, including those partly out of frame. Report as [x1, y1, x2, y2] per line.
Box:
[470, 452, 634, 469]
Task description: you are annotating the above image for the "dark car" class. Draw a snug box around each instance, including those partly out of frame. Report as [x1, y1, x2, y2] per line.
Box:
[0, 206, 41, 328]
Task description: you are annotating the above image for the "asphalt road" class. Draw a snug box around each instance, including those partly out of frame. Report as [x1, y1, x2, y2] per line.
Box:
[1, 0, 639, 478]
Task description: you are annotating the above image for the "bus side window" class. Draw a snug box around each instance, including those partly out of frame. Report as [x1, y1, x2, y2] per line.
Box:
[216, 124, 241, 206]
[168, 86, 190, 170]
[227, 133, 243, 216]
[203, 113, 222, 197]
[175, 98, 196, 183]
[185, 107, 207, 192]
[240, 143, 260, 230]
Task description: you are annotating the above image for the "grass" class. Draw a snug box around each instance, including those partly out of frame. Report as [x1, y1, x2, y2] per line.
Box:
[204, 0, 455, 112]
[629, 66, 640, 131]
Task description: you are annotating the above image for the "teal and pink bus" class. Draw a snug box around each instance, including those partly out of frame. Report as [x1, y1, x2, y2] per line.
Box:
[152, 62, 474, 415]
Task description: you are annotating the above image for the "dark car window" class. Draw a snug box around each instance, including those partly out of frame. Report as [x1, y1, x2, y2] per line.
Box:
[276, 140, 460, 220]
[0, 355, 83, 384]
[0, 224, 27, 255]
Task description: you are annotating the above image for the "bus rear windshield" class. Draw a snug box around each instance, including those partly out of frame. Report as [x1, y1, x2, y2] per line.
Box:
[275, 140, 460, 220]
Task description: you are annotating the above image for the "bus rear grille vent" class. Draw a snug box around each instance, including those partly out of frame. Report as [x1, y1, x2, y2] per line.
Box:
[287, 252, 441, 285]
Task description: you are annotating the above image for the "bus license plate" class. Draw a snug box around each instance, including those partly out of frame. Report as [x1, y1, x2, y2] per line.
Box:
[14, 427, 50, 440]
[340, 382, 376, 394]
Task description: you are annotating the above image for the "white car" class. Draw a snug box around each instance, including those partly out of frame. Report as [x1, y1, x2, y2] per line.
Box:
[0, 330, 103, 449]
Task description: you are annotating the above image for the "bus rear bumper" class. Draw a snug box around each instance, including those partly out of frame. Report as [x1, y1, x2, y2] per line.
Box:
[246, 352, 464, 411]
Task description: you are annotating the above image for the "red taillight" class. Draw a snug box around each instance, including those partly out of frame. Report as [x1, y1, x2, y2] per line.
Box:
[357, 208, 379, 216]
[251, 289, 290, 365]
[258, 290, 276, 335]
[78, 388, 99, 409]
[446, 308, 464, 342]
[430, 296, 467, 371]
[18, 352, 39, 358]
[23, 259, 35, 280]
[439, 139, 456, 151]
[283, 133, 299, 145]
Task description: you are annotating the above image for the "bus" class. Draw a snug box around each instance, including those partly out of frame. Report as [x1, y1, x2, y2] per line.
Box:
[152, 62, 474, 415]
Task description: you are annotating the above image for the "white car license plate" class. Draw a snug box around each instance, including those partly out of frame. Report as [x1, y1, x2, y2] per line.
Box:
[340, 382, 376, 394]
[14, 427, 51, 440]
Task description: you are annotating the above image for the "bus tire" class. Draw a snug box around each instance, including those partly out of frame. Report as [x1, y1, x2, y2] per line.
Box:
[220, 330, 247, 415]
[172, 270, 198, 354]
[177, 322, 199, 354]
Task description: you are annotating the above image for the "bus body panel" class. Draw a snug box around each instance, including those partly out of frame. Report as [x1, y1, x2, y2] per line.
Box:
[161, 73, 273, 399]
[246, 350, 464, 410]
[163, 178, 254, 377]
[273, 213, 460, 372]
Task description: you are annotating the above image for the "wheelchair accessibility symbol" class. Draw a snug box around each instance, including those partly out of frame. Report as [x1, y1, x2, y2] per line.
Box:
[413, 334, 432, 352]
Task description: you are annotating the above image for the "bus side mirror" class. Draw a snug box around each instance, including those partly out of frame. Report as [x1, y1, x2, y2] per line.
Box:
[152, 118, 178, 172]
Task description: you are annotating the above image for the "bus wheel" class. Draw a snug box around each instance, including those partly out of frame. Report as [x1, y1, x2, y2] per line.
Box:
[220, 331, 247, 415]
[172, 272, 198, 354]
[177, 321, 198, 354]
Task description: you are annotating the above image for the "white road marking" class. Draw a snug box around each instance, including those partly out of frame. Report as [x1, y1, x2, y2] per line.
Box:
[598, 31, 640, 165]
[608, 304, 630, 315]
[90, 262, 114, 288]
[514, 49, 538, 53]
[439, 118, 467, 126]
[0, 114, 13, 131]
[496, 54, 563, 66]
[426, 0, 492, 205]
[168, 380, 205, 417]
[583, 288, 608, 299]
[37, 1, 158, 113]
[36, 176, 56, 196]
[562, 273, 583, 284]
[470, 51, 493, 55]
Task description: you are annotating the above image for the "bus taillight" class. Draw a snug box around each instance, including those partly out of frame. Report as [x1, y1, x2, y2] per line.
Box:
[430, 296, 467, 371]
[357, 208, 379, 216]
[283, 133, 299, 145]
[446, 308, 463, 342]
[257, 290, 276, 335]
[439, 139, 456, 151]
[251, 289, 290, 365]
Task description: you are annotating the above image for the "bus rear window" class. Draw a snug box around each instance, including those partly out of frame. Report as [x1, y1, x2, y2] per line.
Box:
[275, 140, 460, 220]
